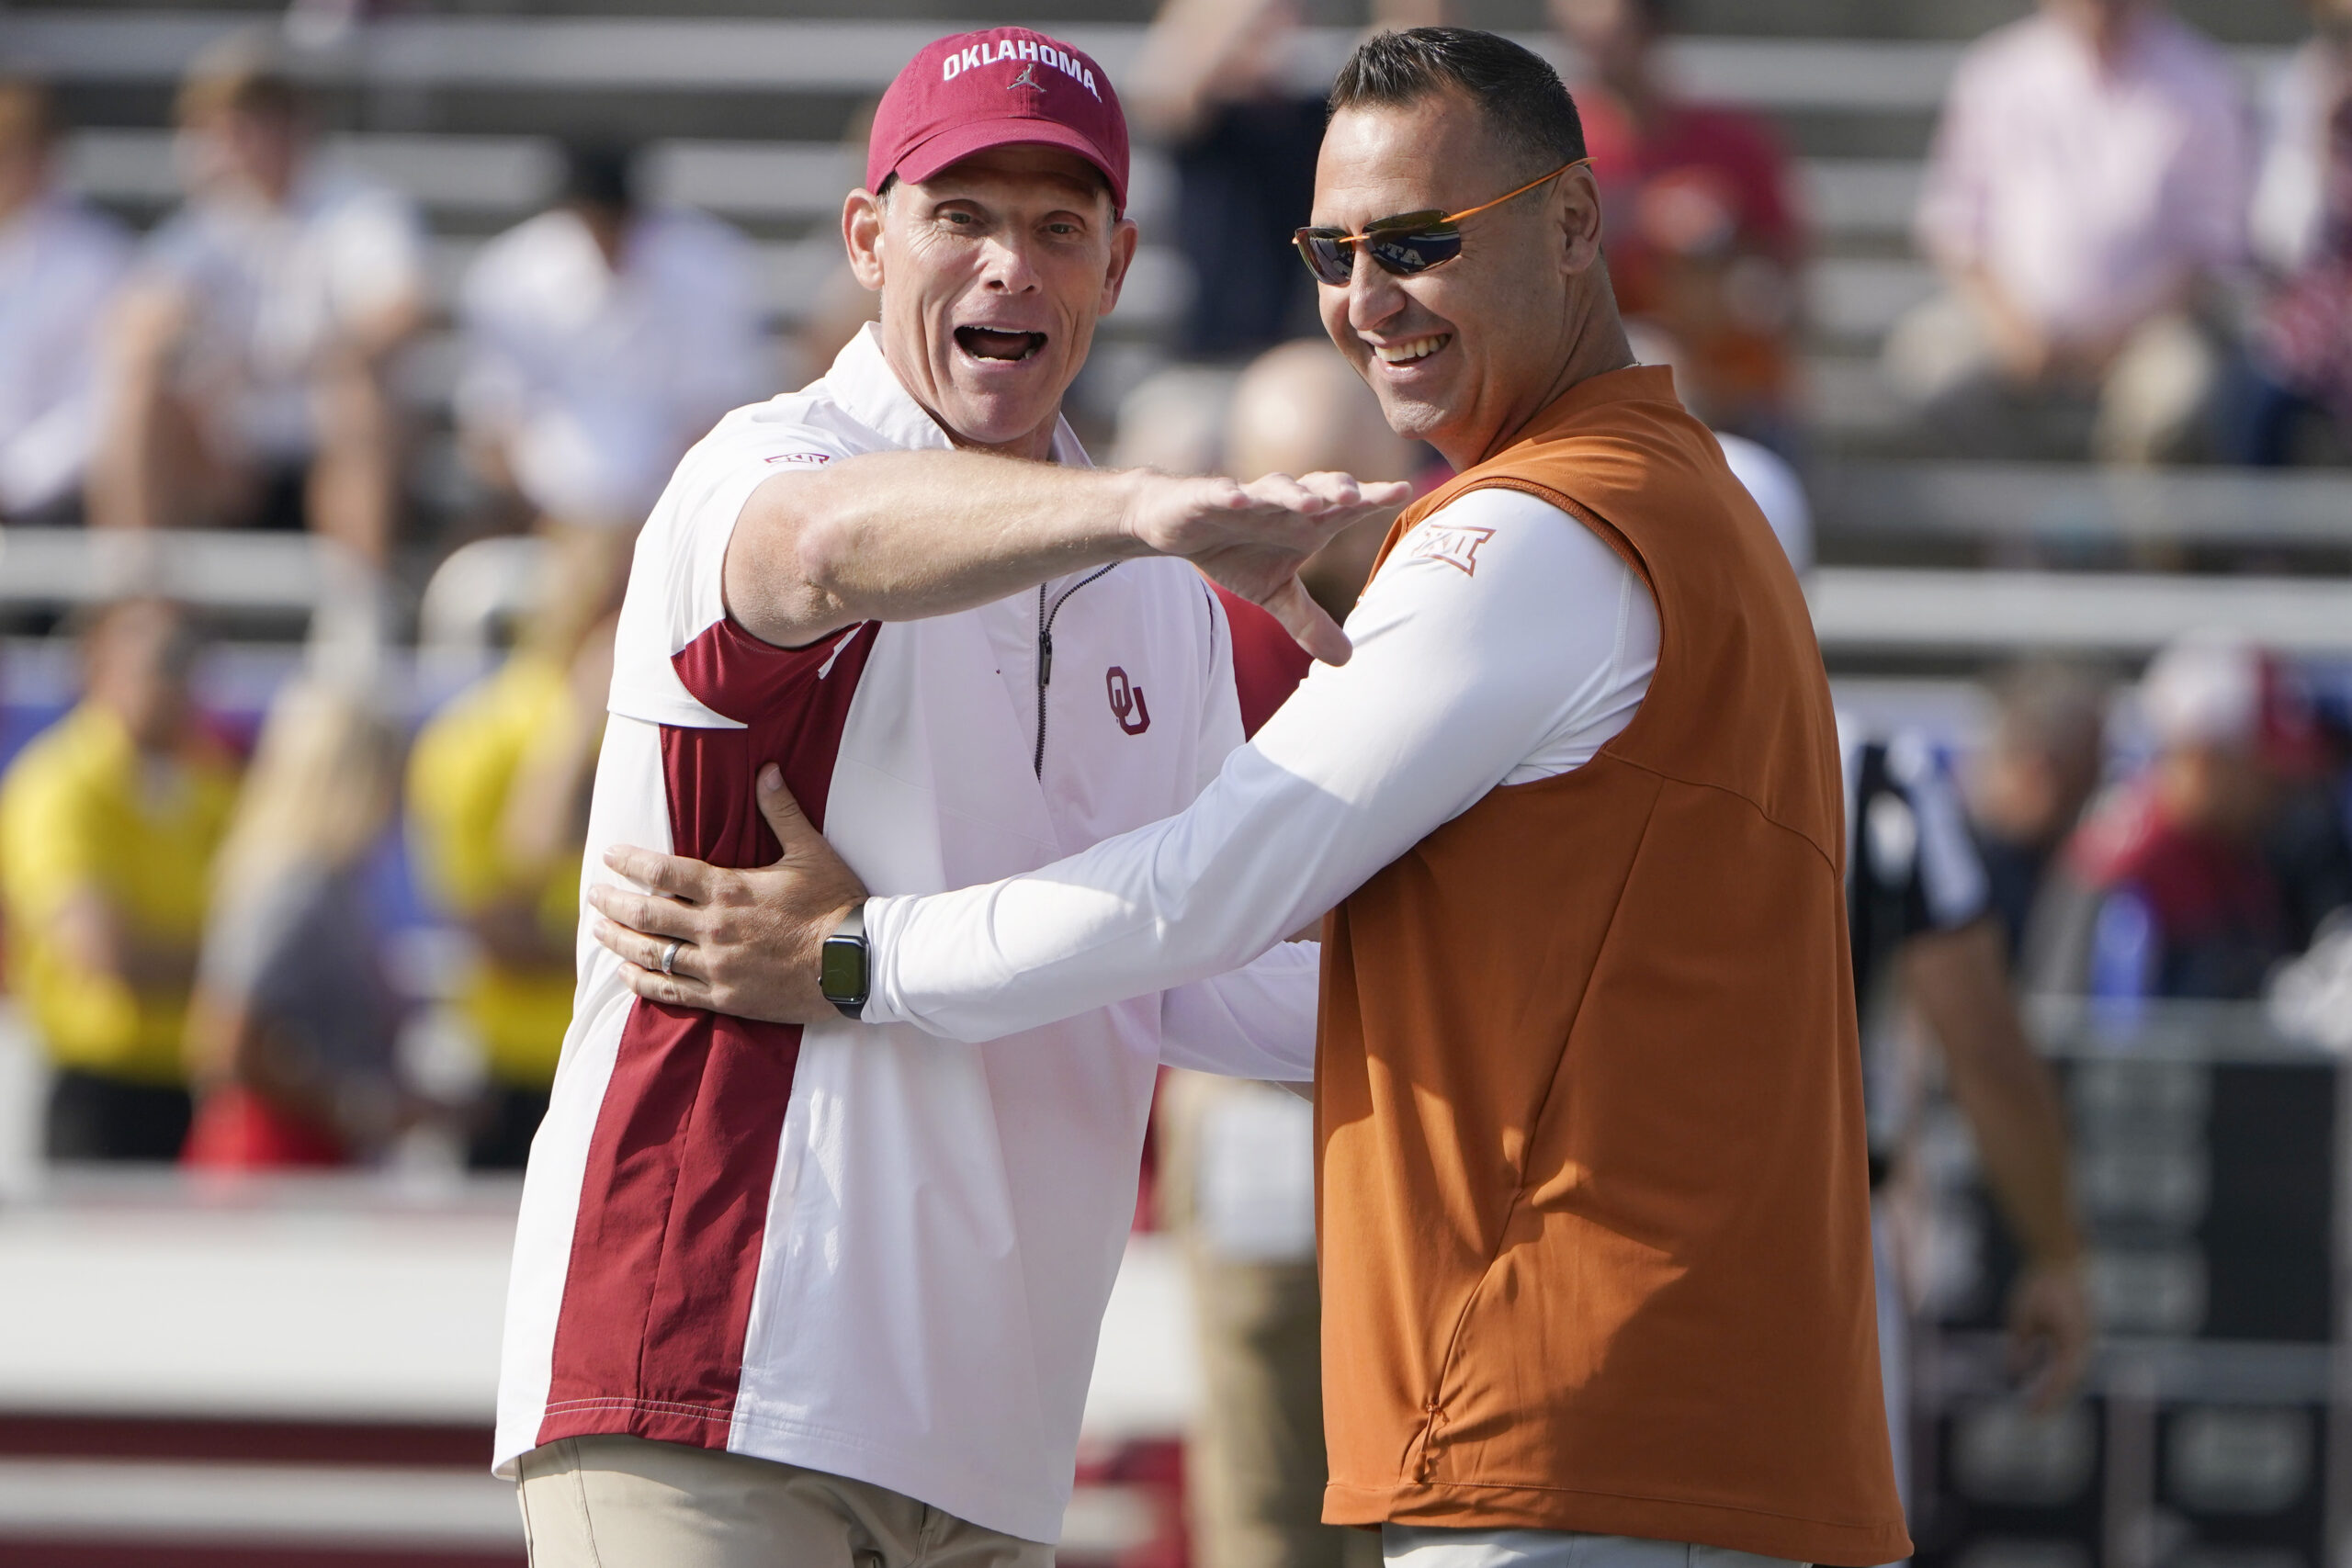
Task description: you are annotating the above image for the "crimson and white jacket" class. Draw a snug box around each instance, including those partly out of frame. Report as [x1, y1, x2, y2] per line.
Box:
[494, 325, 1315, 1541]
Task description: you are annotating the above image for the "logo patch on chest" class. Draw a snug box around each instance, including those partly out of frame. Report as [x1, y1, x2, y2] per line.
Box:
[1106, 667, 1151, 736]
[1408, 523, 1497, 577]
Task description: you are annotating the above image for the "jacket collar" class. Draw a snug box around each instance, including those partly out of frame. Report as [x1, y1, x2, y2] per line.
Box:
[1505, 363, 1680, 452]
[823, 322, 1090, 468]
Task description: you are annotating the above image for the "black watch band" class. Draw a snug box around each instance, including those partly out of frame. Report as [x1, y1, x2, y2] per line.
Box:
[819, 903, 870, 1021]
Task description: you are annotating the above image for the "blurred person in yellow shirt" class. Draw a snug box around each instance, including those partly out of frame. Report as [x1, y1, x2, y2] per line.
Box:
[408, 530, 622, 1168]
[0, 598, 238, 1161]
[184, 679, 408, 1168]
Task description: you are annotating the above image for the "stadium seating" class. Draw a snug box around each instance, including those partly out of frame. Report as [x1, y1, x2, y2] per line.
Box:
[0, 2, 2341, 1563]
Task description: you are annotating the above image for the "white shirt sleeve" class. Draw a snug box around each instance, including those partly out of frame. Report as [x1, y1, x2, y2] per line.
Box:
[1914, 41, 1996, 273]
[1885, 731, 1993, 931]
[863, 486, 1660, 1044]
[1158, 940, 1323, 1081]
[1153, 579, 1320, 1079]
[320, 182, 428, 326]
[605, 403, 862, 725]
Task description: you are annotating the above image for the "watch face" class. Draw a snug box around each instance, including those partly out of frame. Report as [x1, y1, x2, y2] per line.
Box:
[820, 935, 868, 1003]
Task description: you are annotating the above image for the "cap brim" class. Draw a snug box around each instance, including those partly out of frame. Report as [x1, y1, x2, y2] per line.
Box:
[891, 119, 1125, 210]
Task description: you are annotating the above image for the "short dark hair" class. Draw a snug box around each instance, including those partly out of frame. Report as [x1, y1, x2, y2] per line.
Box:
[560, 141, 637, 213]
[1329, 28, 1585, 180]
[176, 37, 304, 128]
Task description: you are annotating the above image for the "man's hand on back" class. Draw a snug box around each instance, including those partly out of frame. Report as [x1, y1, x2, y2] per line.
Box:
[589, 765, 866, 1024]
[1124, 469, 1411, 666]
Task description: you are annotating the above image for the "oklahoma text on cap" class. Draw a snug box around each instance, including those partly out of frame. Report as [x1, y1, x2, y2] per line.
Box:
[865, 28, 1130, 213]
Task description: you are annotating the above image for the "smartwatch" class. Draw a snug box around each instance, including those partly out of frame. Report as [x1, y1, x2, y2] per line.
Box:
[819, 903, 870, 1021]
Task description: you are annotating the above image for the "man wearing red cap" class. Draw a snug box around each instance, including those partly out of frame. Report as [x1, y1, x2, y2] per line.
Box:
[491, 26, 1405, 1566]
[2029, 635, 2327, 1002]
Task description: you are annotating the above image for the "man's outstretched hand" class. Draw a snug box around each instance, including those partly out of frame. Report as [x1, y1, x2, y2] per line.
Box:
[1127, 470, 1412, 666]
[589, 765, 867, 1024]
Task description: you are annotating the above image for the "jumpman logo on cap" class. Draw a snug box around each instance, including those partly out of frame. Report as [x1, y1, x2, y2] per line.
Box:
[1009, 62, 1044, 92]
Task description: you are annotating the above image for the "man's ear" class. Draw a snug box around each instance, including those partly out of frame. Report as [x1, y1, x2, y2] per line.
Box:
[1558, 163, 1605, 277]
[843, 188, 887, 291]
[1097, 214, 1142, 318]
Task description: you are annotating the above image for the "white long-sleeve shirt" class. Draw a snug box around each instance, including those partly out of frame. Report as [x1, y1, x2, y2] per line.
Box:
[865, 485, 1662, 1070]
[0, 193, 130, 515]
[458, 206, 767, 524]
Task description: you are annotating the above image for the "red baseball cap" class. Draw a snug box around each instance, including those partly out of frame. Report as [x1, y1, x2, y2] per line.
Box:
[865, 28, 1129, 213]
[2142, 633, 2330, 778]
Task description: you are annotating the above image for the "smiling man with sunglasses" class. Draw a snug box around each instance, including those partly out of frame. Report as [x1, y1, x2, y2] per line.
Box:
[591, 28, 1909, 1568]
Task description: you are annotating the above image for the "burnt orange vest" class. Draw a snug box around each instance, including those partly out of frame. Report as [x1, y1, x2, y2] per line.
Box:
[1317, 366, 1908, 1565]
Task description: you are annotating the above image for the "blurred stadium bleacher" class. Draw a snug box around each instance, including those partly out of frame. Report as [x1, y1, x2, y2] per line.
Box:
[1, 0, 2347, 1565]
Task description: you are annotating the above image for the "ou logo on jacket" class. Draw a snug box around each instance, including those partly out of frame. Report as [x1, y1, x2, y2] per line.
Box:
[1105, 667, 1150, 736]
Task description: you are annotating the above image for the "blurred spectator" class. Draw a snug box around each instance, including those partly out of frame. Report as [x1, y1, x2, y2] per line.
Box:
[407, 530, 624, 1169]
[794, 263, 883, 394]
[1159, 336, 1411, 1568]
[1715, 427, 1809, 568]
[1133, 0, 1439, 363]
[786, 100, 886, 388]
[2266, 702, 2352, 952]
[1216, 339, 1421, 728]
[86, 40, 427, 564]
[2252, 0, 2352, 276]
[1886, 0, 2250, 464]
[1555, 0, 1805, 451]
[1112, 364, 1239, 476]
[182, 680, 406, 1169]
[1844, 719, 2090, 1464]
[2235, 68, 2352, 464]
[458, 141, 767, 536]
[1130, 0, 1328, 361]
[1968, 661, 2111, 964]
[1158, 1070, 1366, 1568]
[2028, 636, 2322, 1002]
[0, 600, 238, 1162]
[0, 79, 131, 525]
[1745, 437, 2091, 1468]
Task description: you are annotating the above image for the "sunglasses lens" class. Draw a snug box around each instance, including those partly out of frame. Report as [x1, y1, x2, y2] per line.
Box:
[1295, 231, 1353, 286]
[1364, 229, 1461, 276]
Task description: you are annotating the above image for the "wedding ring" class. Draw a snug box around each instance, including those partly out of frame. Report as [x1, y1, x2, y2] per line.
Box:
[661, 939, 682, 977]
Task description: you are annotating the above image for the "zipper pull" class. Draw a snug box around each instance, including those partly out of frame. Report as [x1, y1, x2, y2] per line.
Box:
[1039, 627, 1054, 685]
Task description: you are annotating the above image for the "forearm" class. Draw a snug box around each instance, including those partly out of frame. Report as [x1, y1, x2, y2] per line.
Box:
[865, 742, 1380, 1043]
[1159, 941, 1320, 1082]
[1128, 0, 1269, 141]
[1951, 265, 2038, 345]
[59, 886, 193, 992]
[1906, 920, 2084, 1265]
[499, 716, 601, 873]
[865, 497, 1638, 1042]
[725, 450, 1146, 647]
[346, 292, 427, 368]
[467, 898, 572, 971]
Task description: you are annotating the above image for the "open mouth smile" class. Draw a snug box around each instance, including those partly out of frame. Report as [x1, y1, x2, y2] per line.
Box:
[1370, 334, 1451, 366]
[956, 326, 1048, 362]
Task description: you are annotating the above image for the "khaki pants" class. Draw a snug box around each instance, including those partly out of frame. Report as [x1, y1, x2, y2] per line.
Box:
[1881, 290, 2222, 465]
[515, 1435, 1054, 1568]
